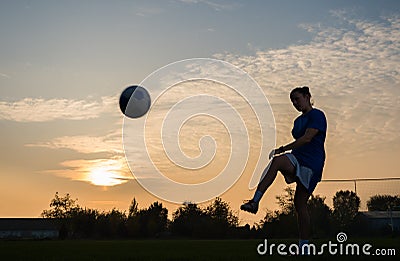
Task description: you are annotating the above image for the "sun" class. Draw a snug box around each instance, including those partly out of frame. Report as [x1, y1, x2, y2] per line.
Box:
[88, 167, 124, 187]
[81, 158, 131, 187]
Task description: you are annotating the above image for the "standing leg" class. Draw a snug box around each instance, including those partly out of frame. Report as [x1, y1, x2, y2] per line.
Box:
[241, 155, 296, 214]
[294, 182, 311, 254]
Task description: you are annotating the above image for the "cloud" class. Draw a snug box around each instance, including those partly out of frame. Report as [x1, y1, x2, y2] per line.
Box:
[214, 12, 400, 158]
[0, 95, 118, 122]
[25, 125, 132, 186]
[46, 156, 133, 187]
[135, 5, 165, 17]
[0, 73, 10, 79]
[26, 128, 129, 186]
[26, 130, 123, 154]
[178, 0, 239, 11]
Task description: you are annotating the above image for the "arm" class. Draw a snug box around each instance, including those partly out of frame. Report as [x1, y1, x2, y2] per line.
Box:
[272, 128, 319, 157]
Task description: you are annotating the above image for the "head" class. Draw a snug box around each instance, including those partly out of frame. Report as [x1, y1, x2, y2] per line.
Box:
[290, 86, 313, 113]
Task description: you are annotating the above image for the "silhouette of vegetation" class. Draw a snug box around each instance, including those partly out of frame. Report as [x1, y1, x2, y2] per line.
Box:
[260, 189, 364, 238]
[367, 195, 400, 211]
[276, 187, 296, 215]
[41, 189, 396, 239]
[332, 190, 360, 231]
[170, 198, 238, 238]
[41, 193, 239, 239]
[260, 187, 298, 238]
[205, 197, 239, 237]
[129, 201, 168, 238]
[171, 202, 209, 237]
[41, 192, 79, 219]
[307, 195, 333, 238]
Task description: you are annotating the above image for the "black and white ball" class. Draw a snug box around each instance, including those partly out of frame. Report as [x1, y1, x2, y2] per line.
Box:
[119, 85, 151, 118]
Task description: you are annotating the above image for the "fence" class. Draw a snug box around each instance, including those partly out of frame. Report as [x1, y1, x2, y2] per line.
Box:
[315, 177, 400, 210]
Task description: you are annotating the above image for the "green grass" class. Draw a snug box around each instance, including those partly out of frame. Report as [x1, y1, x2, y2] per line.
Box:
[0, 238, 399, 260]
[1, 239, 261, 261]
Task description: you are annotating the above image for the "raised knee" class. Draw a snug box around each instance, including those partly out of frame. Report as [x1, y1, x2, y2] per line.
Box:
[272, 155, 295, 176]
[271, 154, 286, 167]
[269, 156, 280, 170]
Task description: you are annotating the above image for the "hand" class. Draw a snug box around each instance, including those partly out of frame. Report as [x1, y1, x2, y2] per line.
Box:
[269, 146, 284, 159]
[268, 149, 276, 160]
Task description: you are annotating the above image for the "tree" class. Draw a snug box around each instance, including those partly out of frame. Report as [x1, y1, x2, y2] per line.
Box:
[333, 190, 360, 230]
[205, 197, 238, 228]
[261, 187, 298, 238]
[171, 202, 208, 237]
[144, 202, 168, 237]
[41, 192, 79, 218]
[69, 207, 99, 238]
[261, 188, 334, 238]
[307, 195, 332, 237]
[128, 197, 139, 218]
[276, 186, 296, 215]
[41, 192, 81, 238]
[204, 197, 239, 237]
[96, 208, 127, 238]
[128, 201, 168, 237]
[367, 195, 400, 211]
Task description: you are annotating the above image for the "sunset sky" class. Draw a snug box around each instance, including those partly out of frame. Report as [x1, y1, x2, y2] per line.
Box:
[1, 0, 399, 225]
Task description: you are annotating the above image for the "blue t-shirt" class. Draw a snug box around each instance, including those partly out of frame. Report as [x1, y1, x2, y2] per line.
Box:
[291, 108, 327, 181]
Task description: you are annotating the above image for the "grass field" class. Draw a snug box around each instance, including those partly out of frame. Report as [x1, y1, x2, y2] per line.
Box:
[0, 238, 399, 260]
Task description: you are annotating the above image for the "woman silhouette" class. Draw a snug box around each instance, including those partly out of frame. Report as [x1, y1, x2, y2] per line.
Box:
[241, 86, 327, 253]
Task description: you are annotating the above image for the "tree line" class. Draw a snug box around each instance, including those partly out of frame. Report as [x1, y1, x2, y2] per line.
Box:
[41, 189, 400, 239]
[41, 193, 239, 239]
[260, 188, 400, 238]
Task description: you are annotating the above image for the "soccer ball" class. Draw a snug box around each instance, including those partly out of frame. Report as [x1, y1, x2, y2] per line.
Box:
[119, 85, 151, 118]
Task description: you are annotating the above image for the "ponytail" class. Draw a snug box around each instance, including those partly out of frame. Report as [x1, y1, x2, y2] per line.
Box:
[290, 86, 311, 97]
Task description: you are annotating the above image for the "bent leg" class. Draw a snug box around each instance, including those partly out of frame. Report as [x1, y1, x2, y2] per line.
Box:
[256, 154, 296, 193]
[241, 154, 296, 214]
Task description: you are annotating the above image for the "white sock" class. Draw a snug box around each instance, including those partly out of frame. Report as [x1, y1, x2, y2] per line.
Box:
[252, 190, 264, 203]
[299, 239, 310, 255]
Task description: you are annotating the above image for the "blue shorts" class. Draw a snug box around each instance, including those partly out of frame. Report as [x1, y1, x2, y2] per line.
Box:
[284, 153, 319, 194]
